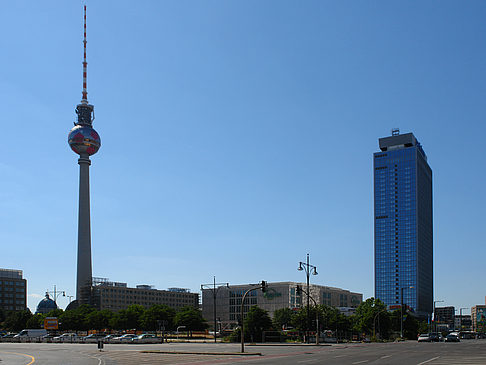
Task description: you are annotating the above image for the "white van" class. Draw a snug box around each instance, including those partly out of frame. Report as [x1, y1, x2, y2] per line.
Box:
[14, 329, 47, 338]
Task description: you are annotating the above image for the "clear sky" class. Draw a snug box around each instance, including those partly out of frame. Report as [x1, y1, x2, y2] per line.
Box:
[1, 1, 485, 314]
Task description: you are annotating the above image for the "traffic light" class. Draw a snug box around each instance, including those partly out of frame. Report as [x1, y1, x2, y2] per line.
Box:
[261, 281, 267, 293]
[296, 285, 302, 295]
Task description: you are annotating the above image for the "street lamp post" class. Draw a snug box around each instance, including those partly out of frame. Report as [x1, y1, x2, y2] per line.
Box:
[298, 285, 320, 345]
[201, 277, 229, 343]
[298, 253, 318, 343]
[433, 300, 444, 333]
[400, 286, 414, 339]
[47, 285, 66, 305]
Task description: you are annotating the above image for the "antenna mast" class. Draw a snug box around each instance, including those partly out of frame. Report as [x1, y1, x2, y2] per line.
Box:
[81, 5, 88, 104]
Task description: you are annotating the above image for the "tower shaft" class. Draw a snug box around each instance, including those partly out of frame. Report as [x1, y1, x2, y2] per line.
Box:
[76, 154, 92, 303]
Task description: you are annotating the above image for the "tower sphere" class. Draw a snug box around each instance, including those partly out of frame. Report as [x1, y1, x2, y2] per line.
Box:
[68, 124, 101, 156]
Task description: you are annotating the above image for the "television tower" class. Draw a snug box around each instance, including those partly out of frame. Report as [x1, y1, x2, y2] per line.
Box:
[68, 5, 101, 304]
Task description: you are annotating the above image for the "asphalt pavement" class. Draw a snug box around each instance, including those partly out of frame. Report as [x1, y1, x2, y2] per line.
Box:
[1, 339, 485, 364]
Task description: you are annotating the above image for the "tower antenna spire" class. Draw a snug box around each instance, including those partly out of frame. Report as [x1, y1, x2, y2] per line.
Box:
[81, 4, 88, 104]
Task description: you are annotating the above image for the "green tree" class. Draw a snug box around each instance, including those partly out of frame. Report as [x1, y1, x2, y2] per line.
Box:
[273, 308, 294, 330]
[390, 309, 420, 340]
[45, 309, 64, 318]
[140, 305, 176, 331]
[244, 306, 272, 342]
[319, 305, 351, 338]
[86, 309, 113, 331]
[110, 305, 145, 330]
[291, 306, 321, 334]
[3, 309, 33, 332]
[174, 306, 208, 335]
[417, 319, 429, 335]
[59, 304, 95, 331]
[353, 298, 391, 339]
[109, 309, 129, 330]
[26, 314, 45, 329]
[125, 305, 145, 329]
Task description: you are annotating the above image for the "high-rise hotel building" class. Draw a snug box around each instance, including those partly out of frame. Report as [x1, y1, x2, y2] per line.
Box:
[374, 130, 433, 317]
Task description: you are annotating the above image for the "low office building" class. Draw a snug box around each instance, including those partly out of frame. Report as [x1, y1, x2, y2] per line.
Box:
[454, 315, 472, 331]
[90, 277, 199, 311]
[471, 305, 486, 332]
[434, 306, 455, 330]
[202, 281, 362, 330]
[0, 268, 27, 311]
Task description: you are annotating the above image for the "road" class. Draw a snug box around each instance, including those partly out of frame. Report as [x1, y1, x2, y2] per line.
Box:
[0, 340, 485, 364]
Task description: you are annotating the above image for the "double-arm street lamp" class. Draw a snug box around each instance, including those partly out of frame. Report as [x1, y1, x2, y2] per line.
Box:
[400, 286, 414, 339]
[47, 285, 66, 305]
[298, 253, 318, 343]
[201, 277, 229, 343]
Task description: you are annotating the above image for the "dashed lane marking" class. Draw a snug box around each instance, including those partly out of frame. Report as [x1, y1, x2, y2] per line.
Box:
[417, 356, 440, 365]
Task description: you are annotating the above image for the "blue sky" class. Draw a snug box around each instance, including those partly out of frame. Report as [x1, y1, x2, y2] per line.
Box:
[1, 1, 485, 314]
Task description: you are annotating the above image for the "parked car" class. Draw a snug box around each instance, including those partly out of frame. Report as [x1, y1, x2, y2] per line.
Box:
[111, 334, 137, 343]
[41, 334, 56, 342]
[52, 333, 80, 343]
[83, 334, 107, 343]
[2, 333, 17, 339]
[102, 334, 118, 343]
[14, 329, 47, 339]
[445, 333, 460, 342]
[131, 334, 160, 344]
[428, 332, 443, 342]
[418, 333, 431, 342]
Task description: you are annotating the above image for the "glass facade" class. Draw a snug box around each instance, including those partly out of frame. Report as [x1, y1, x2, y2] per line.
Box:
[374, 132, 433, 317]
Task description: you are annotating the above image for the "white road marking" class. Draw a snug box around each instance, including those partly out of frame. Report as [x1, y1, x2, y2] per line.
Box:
[417, 356, 440, 365]
[352, 361, 369, 364]
[297, 360, 317, 364]
[381, 355, 392, 359]
[335, 355, 347, 358]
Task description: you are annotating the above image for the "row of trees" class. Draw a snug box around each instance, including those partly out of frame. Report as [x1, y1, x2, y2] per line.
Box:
[1, 298, 430, 340]
[0, 304, 208, 333]
[231, 298, 430, 342]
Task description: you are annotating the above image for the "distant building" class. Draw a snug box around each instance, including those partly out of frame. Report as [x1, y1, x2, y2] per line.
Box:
[471, 305, 486, 332]
[434, 306, 455, 330]
[374, 130, 433, 318]
[35, 293, 58, 314]
[0, 268, 27, 311]
[454, 315, 472, 331]
[201, 281, 362, 330]
[90, 277, 199, 311]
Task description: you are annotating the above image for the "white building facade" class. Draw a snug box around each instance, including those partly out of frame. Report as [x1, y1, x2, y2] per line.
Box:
[202, 281, 362, 330]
